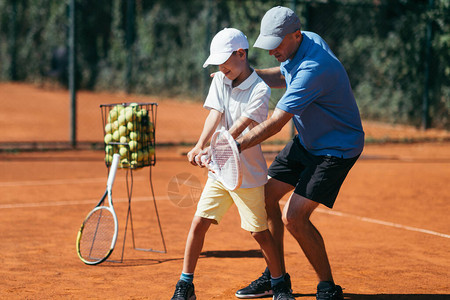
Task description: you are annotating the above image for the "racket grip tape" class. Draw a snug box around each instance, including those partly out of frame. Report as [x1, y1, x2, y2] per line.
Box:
[107, 154, 120, 189]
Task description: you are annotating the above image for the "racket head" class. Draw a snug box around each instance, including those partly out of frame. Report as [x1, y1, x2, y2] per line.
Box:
[76, 206, 118, 265]
[210, 129, 242, 190]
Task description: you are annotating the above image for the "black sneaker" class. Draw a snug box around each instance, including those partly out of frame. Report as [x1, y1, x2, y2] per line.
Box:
[171, 280, 196, 300]
[272, 280, 295, 300]
[316, 282, 343, 300]
[235, 268, 292, 299]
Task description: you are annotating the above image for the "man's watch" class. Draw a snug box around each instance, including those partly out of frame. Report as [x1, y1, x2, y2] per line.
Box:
[235, 140, 241, 153]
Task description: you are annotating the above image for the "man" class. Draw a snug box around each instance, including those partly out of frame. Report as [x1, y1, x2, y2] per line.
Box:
[234, 6, 365, 300]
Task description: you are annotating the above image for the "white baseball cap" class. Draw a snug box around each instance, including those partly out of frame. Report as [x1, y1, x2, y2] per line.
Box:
[203, 28, 249, 68]
[254, 6, 301, 50]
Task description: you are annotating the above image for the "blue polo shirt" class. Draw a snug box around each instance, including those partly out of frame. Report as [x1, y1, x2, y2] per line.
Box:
[277, 31, 364, 158]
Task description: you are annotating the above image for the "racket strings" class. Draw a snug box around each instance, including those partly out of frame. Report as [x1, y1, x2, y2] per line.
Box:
[80, 208, 115, 261]
[212, 135, 240, 188]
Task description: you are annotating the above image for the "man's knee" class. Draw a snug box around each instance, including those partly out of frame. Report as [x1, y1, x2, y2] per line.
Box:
[282, 194, 317, 231]
[282, 210, 307, 230]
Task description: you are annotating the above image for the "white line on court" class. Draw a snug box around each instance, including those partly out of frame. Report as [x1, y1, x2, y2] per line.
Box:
[315, 207, 450, 239]
[0, 177, 147, 187]
[0, 196, 169, 209]
[278, 201, 449, 239]
[1, 197, 448, 240]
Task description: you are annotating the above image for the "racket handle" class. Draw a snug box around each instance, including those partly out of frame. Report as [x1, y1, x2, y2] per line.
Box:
[201, 155, 217, 171]
[107, 154, 120, 189]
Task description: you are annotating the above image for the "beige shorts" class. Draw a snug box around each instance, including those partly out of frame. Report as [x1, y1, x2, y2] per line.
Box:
[195, 178, 268, 232]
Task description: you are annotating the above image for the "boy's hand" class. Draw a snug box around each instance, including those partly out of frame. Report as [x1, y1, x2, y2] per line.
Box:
[195, 147, 212, 170]
[187, 146, 203, 166]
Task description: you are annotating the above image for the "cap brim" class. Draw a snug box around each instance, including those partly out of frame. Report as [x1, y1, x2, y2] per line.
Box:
[253, 35, 284, 50]
[203, 52, 233, 68]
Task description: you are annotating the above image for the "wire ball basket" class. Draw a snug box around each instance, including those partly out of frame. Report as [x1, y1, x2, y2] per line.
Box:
[100, 102, 157, 169]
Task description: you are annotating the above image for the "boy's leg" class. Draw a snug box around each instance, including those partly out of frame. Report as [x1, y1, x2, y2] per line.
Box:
[230, 184, 294, 299]
[182, 216, 213, 274]
[173, 179, 232, 300]
[171, 216, 212, 300]
[251, 229, 282, 278]
[182, 178, 233, 274]
[251, 230, 295, 300]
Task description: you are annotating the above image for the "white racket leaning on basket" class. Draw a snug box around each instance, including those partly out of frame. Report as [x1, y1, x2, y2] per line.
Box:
[76, 153, 120, 265]
[199, 128, 242, 191]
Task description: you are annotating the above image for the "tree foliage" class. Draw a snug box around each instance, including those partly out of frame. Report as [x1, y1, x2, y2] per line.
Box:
[0, 0, 448, 128]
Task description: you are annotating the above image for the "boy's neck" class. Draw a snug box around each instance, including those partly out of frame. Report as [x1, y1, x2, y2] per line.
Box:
[232, 65, 253, 88]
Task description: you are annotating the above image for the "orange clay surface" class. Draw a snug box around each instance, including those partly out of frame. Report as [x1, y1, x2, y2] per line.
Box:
[0, 82, 449, 299]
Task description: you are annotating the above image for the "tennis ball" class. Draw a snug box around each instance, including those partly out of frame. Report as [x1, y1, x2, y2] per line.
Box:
[118, 114, 126, 126]
[118, 125, 128, 137]
[125, 110, 135, 122]
[112, 130, 120, 141]
[131, 152, 138, 161]
[105, 154, 113, 164]
[129, 131, 140, 141]
[104, 123, 113, 134]
[120, 135, 129, 144]
[135, 111, 142, 121]
[120, 158, 129, 167]
[105, 144, 114, 154]
[104, 133, 113, 144]
[127, 121, 135, 132]
[119, 146, 128, 158]
[111, 120, 119, 131]
[130, 160, 138, 168]
[129, 140, 138, 151]
[108, 109, 118, 122]
[115, 104, 125, 112]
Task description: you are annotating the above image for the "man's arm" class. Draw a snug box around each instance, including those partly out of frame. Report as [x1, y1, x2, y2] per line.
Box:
[255, 67, 286, 89]
[236, 108, 293, 151]
[228, 116, 255, 139]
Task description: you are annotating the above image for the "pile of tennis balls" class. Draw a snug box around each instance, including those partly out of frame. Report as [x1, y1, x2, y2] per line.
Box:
[103, 103, 155, 168]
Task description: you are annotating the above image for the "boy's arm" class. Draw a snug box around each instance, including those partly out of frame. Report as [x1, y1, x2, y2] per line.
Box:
[255, 67, 286, 89]
[187, 109, 222, 166]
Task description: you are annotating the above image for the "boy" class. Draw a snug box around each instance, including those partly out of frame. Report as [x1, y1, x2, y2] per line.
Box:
[170, 28, 294, 300]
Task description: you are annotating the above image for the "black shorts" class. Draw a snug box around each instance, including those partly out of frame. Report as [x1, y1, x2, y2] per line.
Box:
[268, 136, 360, 208]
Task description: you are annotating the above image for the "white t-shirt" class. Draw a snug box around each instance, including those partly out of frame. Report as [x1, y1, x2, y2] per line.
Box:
[204, 71, 270, 188]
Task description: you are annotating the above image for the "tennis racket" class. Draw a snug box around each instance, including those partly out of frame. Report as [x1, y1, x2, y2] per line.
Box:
[76, 153, 120, 265]
[201, 129, 242, 190]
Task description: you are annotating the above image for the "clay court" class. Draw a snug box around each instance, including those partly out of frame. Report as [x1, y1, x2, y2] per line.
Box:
[0, 83, 449, 299]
